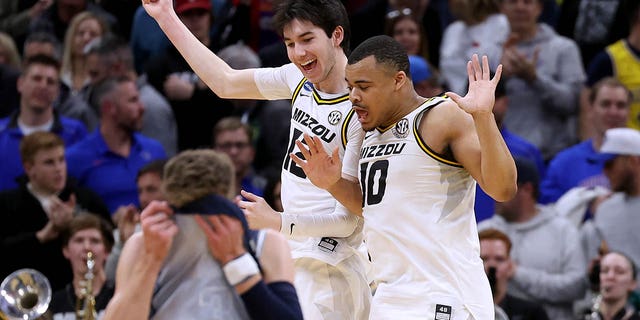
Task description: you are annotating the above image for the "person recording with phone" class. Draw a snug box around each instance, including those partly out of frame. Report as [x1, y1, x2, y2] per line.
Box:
[479, 228, 549, 320]
[0, 131, 111, 291]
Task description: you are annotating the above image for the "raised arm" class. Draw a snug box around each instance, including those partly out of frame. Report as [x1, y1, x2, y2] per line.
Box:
[142, 0, 262, 99]
[445, 55, 517, 202]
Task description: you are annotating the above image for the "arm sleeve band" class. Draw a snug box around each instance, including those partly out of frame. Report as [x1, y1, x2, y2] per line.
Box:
[240, 281, 303, 320]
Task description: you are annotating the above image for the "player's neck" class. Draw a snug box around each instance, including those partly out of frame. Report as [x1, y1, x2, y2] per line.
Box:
[313, 53, 348, 94]
[388, 92, 424, 125]
[377, 93, 422, 130]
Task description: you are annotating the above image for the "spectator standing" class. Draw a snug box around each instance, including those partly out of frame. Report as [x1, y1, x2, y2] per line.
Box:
[582, 0, 640, 131]
[85, 35, 178, 156]
[499, 0, 585, 160]
[439, 0, 508, 95]
[144, 0, 234, 151]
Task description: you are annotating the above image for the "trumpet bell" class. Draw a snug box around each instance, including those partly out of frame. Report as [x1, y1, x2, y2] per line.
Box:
[0, 269, 51, 320]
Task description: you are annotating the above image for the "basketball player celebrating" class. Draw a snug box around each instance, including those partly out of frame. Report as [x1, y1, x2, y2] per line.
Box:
[292, 36, 517, 319]
[142, 0, 371, 319]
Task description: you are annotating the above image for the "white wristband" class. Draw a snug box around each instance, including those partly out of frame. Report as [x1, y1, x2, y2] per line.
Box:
[222, 253, 260, 286]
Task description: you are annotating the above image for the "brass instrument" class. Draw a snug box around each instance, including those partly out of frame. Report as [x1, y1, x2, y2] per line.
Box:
[0, 268, 51, 320]
[75, 252, 97, 320]
[584, 294, 602, 320]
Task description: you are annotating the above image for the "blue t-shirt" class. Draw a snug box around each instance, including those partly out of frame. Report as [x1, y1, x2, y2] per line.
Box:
[65, 130, 166, 214]
[539, 139, 609, 204]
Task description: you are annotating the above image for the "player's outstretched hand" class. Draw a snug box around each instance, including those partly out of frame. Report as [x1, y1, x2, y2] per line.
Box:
[290, 133, 342, 190]
[237, 190, 281, 231]
[446, 54, 502, 116]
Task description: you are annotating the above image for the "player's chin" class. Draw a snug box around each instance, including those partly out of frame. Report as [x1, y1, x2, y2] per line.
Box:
[361, 123, 375, 132]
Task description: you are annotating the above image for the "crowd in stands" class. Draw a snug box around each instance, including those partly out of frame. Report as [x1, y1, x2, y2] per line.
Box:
[1, 0, 640, 319]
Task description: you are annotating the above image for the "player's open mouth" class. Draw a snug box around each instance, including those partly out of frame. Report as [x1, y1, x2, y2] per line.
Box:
[355, 109, 368, 122]
[300, 59, 317, 72]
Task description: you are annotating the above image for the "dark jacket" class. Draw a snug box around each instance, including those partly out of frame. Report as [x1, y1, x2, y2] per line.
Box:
[0, 180, 111, 291]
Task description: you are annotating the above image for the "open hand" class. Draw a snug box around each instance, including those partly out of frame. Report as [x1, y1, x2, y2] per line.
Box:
[290, 133, 342, 190]
[446, 54, 502, 116]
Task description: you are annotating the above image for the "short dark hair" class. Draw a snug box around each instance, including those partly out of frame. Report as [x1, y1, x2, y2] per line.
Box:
[24, 32, 62, 59]
[89, 75, 133, 113]
[22, 54, 60, 74]
[137, 159, 167, 182]
[348, 35, 410, 77]
[272, 0, 351, 54]
[85, 34, 134, 71]
[61, 213, 115, 253]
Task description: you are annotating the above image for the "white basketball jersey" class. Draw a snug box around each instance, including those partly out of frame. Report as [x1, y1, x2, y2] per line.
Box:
[360, 96, 493, 319]
[254, 64, 364, 265]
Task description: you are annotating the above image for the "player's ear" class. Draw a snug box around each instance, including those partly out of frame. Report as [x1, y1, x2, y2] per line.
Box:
[395, 70, 409, 91]
[332, 26, 344, 47]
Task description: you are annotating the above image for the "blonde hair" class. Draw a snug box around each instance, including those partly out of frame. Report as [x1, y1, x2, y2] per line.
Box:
[0, 32, 21, 69]
[61, 11, 108, 77]
[163, 150, 235, 207]
[20, 131, 65, 165]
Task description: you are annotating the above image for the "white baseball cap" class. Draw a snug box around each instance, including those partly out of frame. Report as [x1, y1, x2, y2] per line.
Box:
[599, 128, 640, 159]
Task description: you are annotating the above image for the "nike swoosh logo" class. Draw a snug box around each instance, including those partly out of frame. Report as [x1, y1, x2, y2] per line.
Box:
[300, 93, 310, 97]
[290, 223, 295, 235]
[364, 133, 374, 140]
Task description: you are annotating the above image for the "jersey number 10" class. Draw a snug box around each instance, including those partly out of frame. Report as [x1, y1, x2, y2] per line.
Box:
[360, 160, 388, 206]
